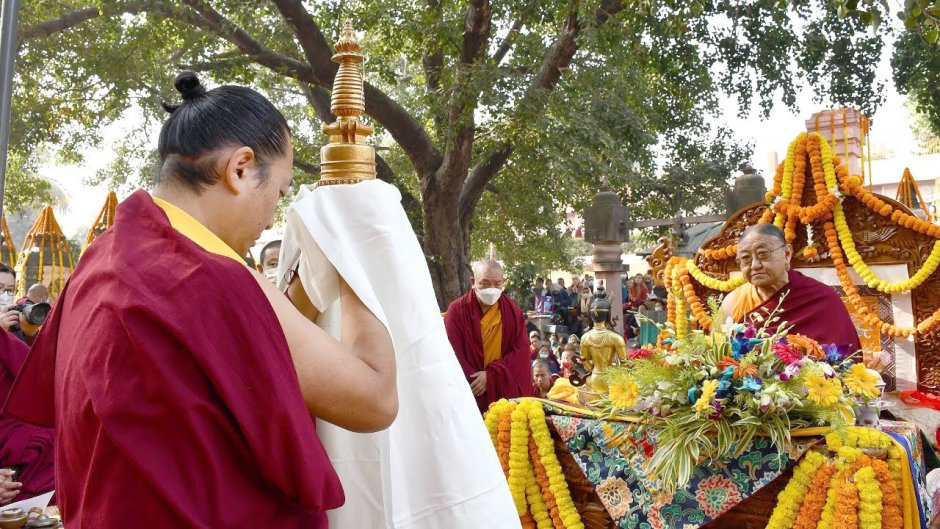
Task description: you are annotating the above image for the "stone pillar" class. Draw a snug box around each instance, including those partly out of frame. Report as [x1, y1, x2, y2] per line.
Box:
[584, 189, 628, 335]
[805, 108, 865, 177]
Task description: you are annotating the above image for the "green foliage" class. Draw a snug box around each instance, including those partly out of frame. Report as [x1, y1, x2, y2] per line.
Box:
[10, 0, 903, 285]
[893, 29, 940, 137]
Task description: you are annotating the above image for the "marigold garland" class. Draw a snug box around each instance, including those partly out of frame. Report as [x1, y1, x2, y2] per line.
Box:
[678, 130, 940, 337]
[832, 469, 860, 529]
[485, 399, 584, 529]
[685, 257, 746, 293]
[855, 465, 883, 529]
[871, 458, 903, 529]
[792, 461, 837, 529]
[766, 450, 826, 529]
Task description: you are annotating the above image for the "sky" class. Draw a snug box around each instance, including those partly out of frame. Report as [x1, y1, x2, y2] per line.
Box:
[34, 32, 918, 242]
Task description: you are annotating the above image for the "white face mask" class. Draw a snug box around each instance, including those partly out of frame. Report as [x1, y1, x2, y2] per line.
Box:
[474, 287, 502, 306]
[0, 292, 13, 307]
[263, 268, 278, 284]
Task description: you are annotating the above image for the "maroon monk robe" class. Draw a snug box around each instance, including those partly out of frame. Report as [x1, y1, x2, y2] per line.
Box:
[445, 290, 535, 412]
[745, 269, 862, 353]
[3, 190, 343, 528]
[0, 329, 54, 501]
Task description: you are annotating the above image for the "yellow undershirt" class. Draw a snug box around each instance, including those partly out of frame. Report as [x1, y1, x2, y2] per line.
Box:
[480, 302, 503, 367]
[151, 195, 247, 267]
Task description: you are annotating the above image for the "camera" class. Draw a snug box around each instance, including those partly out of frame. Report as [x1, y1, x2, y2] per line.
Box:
[11, 300, 51, 326]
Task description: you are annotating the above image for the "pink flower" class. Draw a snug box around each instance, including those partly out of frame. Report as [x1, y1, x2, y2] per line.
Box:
[629, 348, 654, 360]
[772, 341, 803, 365]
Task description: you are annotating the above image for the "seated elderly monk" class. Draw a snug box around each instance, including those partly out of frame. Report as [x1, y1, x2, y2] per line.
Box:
[721, 224, 861, 352]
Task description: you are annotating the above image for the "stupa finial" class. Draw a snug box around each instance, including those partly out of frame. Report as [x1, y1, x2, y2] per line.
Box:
[315, 20, 376, 188]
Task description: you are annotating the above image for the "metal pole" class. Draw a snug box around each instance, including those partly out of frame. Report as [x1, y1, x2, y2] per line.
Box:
[0, 0, 22, 218]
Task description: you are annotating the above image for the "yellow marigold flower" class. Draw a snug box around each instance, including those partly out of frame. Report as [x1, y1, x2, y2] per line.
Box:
[609, 378, 640, 409]
[844, 364, 881, 399]
[694, 379, 719, 413]
[805, 375, 842, 408]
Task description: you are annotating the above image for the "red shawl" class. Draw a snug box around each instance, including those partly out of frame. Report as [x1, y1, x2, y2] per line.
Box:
[0, 329, 54, 501]
[444, 290, 535, 412]
[3, 190, 343, 527]
[745, 270, 862, 352]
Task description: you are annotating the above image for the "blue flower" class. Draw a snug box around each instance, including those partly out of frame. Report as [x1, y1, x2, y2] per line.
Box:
[736, 376, 763, 392]
[688, 386, 701, 405]
[732, 333, 764, 360]
[823, 343, 849, 364]
[716, 371, 733, 397]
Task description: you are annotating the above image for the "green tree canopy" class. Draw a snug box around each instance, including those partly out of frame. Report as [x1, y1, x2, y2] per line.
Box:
[11, 0, 898, 307]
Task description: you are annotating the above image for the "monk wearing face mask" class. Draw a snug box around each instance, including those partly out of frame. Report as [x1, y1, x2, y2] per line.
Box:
[445, 259, 535, 412]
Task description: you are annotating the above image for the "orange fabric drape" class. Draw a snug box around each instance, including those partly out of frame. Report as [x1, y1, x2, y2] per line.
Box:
[732, 283, 765, 322]
[481, 304, 503, 367]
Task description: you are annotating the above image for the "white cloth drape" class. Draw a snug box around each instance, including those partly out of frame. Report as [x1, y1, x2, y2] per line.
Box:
[278, 181, 520, 529]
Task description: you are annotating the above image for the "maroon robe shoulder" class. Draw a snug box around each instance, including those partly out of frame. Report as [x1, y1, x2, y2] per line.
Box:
[0, 329, 54, 501]
[3, 190, 343, 528]
[444, 290, 535, 412]
[746, 270, 862, 353]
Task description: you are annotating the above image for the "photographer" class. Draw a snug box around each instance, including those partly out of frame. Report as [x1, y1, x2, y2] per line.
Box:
[0, 274, 50, 346]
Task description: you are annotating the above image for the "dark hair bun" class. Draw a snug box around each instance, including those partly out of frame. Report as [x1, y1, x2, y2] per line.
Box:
[174, 71, 207, 100]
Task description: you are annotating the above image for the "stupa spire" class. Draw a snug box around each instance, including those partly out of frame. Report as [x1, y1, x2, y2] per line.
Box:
[315, 20, 376, 187]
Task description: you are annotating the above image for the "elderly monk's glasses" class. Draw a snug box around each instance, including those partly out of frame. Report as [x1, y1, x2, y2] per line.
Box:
[736, 243, 786, 268]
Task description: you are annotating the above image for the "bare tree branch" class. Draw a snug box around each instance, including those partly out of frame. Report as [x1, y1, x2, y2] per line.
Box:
[18, 2, 150, 44]
[458, 0, 627, 220]
[433, 0, 493, 196]
[492, 17, 525, 65]
[458, 143, 512, 227]
[299, 82, 333, 122]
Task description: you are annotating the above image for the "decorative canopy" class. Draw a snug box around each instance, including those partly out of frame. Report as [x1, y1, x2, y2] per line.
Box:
[895, 168, 934, 223]
[82, 191, 119, 254]
[0, 215, 16, 269]
[16, 206, 74, 297]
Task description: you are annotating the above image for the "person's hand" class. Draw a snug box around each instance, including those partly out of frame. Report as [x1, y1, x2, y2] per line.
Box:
[0, 469, 22, 505]
[469, 371, 487, 397]
[0, 311, 19, 332]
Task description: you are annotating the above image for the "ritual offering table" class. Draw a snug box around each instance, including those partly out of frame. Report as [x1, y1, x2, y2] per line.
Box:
[485, 398, 933, 529]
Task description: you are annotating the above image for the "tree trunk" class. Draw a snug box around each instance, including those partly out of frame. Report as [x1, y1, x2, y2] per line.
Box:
[422, 190, 471, 310]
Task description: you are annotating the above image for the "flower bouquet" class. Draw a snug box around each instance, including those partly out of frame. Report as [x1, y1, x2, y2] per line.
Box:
[598, 297, 880, 493]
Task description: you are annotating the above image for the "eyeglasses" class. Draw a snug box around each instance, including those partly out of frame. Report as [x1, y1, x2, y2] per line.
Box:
[736, 243, 786, 268]
[0, 288, 13, 296]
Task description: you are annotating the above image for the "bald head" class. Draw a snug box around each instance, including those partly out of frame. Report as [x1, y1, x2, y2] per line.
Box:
[27, 283, 49, 304]
[470, 259, 505, 290]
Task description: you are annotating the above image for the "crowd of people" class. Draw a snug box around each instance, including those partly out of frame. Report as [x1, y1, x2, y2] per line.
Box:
[520, 271, 669, 397]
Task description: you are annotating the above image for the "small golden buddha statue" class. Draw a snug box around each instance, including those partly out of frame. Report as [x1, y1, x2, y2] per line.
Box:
[580, 284, 627, 395]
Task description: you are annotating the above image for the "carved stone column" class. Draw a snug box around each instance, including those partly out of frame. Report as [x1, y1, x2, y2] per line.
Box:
[584, 189, 628, 335]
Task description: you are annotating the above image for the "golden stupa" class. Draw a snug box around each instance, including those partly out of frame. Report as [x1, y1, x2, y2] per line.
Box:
[314, 20, 376, 188]
[16, 206, 74, 297]
[82, 190, 119, 254]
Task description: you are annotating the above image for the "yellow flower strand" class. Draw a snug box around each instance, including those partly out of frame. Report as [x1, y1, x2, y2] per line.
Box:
[855, 465, 883, 529]
[766, 450, 826, 529]
[508, 403, 531, 514]
[684, 257, 747, 293]
[672, 265, 687, 340]
[834, 197, 940, 294]
[524, 459, 552, 529]
[527, 400, 585, 529]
